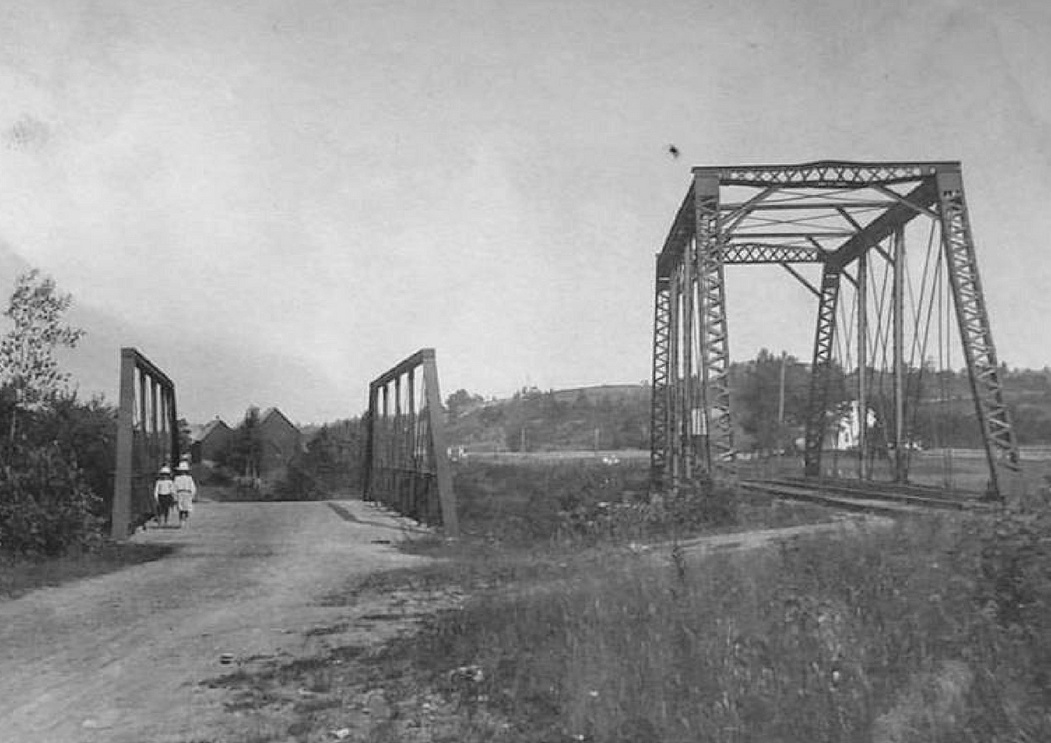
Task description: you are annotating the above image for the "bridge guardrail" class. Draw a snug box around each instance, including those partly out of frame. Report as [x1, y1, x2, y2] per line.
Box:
[362, 348, 458, 537]
[111, 348, 179, 538]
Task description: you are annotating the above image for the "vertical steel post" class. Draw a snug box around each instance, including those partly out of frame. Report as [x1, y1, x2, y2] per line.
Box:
[805, 265, 842, 476]
[169, 387, 179, 467]
[682, 238, 695, 480]
[422, 350, 458, 537]
[893, 225, 907, 481]
[936, 165, 1020, 501]
[381, 384, 390, 506]
[694, 170, 733, 474]
[363, 385, 377, 500]
[150, 380, 159, 466]
[407, 368, 418, 516]
[857, 254, 868, 479]
[667, 266, 682, 485]
[393, 376, 403, 513]
[111, 350, 137, 539]
[649, 264, 672, 489]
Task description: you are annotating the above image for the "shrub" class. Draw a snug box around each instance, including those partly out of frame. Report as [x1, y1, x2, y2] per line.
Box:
[450, 460, 738, 545]
[382, 510, 1051, 742]
[0, 443, 102, 556]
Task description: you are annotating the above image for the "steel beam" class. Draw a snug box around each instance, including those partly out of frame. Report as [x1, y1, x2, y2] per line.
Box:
[694, 172, 734, 473]
[682, 239, 695, 480]
[827, 179, 938, 270]
[893, 226, 907, 482]
[668, 265, 682, 484]
[936, 168, 1020, 502]
[804, 265, 842, 476]
[649, 263, 672, 488]
[699, 160, 954, 188]
[656, 184, 696, 279]
[722, 243, 824, 264]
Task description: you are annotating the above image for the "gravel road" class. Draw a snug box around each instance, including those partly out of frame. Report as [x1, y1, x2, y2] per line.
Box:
[0, 499, 431, 743]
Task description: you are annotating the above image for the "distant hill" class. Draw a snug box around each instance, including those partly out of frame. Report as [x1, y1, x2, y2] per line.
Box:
[549, 384, 650, 406]
[446, 384, 650, 452]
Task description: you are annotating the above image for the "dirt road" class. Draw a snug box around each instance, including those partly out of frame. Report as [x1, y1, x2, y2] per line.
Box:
[0, 499, 434, 743]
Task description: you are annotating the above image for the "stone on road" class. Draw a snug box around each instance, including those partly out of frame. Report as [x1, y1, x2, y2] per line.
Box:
[0, 499, 429, 743]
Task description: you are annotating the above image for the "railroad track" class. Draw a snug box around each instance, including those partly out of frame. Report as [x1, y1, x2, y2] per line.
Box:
[740, 477, 999, 515]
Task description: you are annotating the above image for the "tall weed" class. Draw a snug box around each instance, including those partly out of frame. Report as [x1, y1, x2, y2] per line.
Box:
[380, 512, 1051, 742]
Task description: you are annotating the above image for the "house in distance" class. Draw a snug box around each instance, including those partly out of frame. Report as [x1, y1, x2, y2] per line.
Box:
[189, 407, 303, 477]
[190, 417, 234, 464]
[256, 407, 303, 476]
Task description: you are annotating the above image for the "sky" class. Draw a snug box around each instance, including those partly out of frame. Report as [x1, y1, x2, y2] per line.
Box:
[1, 0, 1050, 424]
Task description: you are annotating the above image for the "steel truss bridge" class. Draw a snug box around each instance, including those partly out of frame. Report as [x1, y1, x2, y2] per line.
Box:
[650, 160, 1022, 503]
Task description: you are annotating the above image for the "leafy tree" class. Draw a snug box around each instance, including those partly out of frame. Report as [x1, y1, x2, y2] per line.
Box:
[0, 270, 84, 444]
[733, 350, 810, 452]
[174, 418, 194, 459]
[0, 271, 103, 555]
[446, 388, 484, 420]
[226, 406, 264, 478]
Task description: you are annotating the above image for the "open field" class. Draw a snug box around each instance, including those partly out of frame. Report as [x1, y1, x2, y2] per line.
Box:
[5, 457, 1051, 741]
[176, 459, 1051, 741]
[203, 500, 1051, 742]
[738, 447, 1051, 498]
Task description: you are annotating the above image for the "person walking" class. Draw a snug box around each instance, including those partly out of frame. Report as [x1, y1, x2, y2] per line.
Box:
[153, 465, 175, 527]
[173, 461, 197, 528]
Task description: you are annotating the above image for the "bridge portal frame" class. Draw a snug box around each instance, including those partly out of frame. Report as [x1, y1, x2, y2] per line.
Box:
[362, 348, 458, 537]
[112, 347, 180, 539]
[650, 160, 1021, 503]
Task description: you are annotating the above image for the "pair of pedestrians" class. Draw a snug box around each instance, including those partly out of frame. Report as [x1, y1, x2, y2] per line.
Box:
[153, 462, 197, 528]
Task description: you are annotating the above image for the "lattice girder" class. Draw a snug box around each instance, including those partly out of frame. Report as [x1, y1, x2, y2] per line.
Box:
[936, 168, 1021, 499]
[649, 160, 1020, 503]
[803, 265, 842, 476]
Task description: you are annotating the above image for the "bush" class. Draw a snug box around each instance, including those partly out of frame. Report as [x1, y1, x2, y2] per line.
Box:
[270, 459, 325, 501]
[0, 443, 102, 556]
[377, 511, 1051, 742]
[21, 393, 116, 520]
[450, 460, 737, 545]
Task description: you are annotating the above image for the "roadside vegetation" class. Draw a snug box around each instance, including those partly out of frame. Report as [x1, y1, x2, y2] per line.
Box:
[0, 270, 169, 595]
[204, 460, 1051, 743]
[363, 508, 1051, 742]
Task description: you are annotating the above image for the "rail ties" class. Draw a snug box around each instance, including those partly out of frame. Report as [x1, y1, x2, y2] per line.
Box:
[741, 477, 997, 516]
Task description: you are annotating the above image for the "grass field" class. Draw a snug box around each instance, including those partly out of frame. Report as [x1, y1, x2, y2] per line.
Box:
[246, 458, 1051, 742]
[11, 454, 1051, 741]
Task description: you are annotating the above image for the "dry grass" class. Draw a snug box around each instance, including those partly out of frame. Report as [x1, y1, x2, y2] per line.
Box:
[361, 510, 1051, 742]
[197, 460, 1051, 742]
[0, 541, 175, 600]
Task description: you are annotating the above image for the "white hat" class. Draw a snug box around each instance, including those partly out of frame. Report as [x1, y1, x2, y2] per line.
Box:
[160, 466, 171, 475]
[177, 461, 190, 471]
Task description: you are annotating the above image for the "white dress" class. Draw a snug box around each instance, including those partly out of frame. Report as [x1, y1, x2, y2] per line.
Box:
[174, 473, 196, 513]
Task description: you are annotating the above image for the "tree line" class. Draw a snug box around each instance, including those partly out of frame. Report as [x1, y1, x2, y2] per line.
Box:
[443, 352, 1051, 455]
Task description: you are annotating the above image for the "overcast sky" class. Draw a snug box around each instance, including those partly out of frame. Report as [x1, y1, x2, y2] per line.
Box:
[1, 0, 1050, 424]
